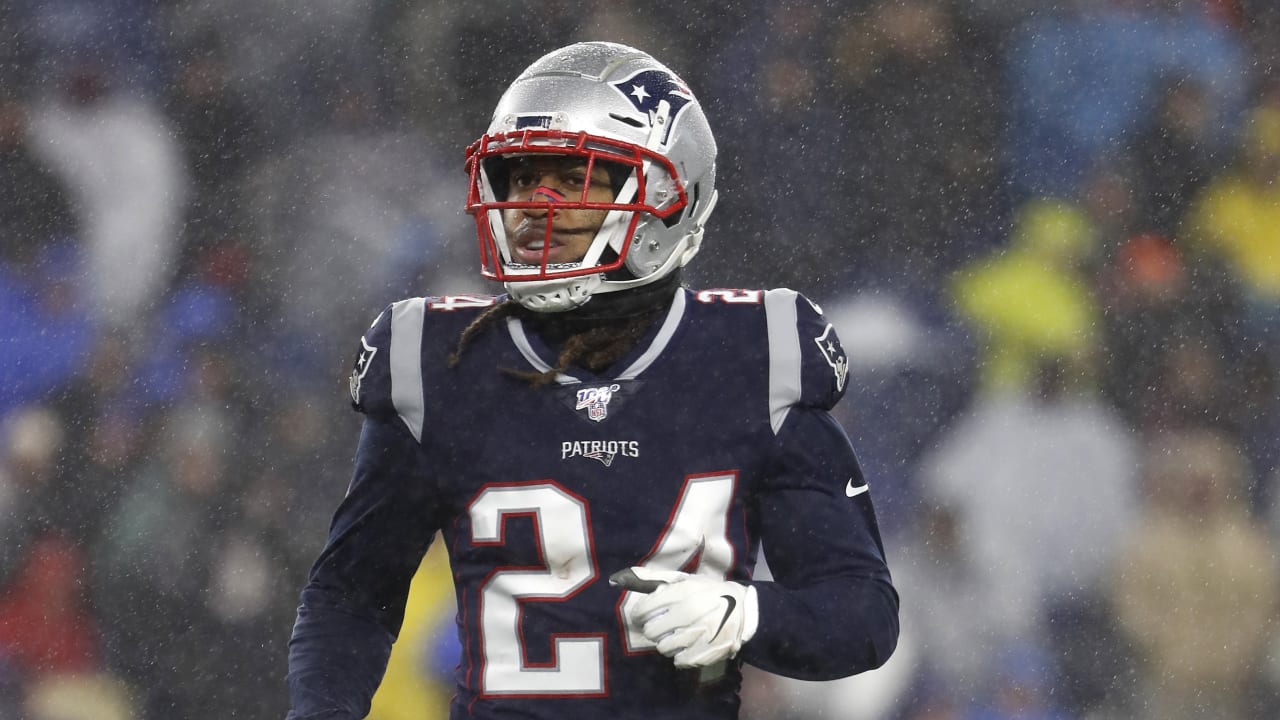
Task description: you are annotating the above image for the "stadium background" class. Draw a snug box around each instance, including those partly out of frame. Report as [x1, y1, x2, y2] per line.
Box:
[1, 1, 1279, 718]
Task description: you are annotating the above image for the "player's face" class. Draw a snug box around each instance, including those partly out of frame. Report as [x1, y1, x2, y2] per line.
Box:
[503, 155, 616, 266]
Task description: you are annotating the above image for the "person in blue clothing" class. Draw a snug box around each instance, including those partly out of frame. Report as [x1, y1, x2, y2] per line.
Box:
[286, 41, 898, 720]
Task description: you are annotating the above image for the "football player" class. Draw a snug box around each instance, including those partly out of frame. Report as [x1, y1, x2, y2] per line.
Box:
[286, 42, 898, 720]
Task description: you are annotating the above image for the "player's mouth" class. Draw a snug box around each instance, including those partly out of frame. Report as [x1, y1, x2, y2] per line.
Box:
[512, 229, 589, 265]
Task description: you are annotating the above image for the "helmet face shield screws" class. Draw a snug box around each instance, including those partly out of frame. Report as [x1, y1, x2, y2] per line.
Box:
[464, 42, 719, 312]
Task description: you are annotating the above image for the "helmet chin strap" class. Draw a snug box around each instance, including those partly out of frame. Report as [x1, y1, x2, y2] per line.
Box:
[505, 273, 601, 312]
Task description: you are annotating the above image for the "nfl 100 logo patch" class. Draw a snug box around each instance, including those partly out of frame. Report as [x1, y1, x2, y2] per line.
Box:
[576, 384, 621, 422]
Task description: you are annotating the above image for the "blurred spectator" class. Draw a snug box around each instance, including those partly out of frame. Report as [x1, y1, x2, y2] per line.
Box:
[6, 0, 167, 93]
[569, 0, 682, 71]
[1238, 0, 1280, 73]
[24, 674, 133, 720]
[93, 402, 289, 719]
[1128, 77, 1223, 237]
[387, 1, 584, 155]
[0, 94, 92, 419]
[0, 95, 77, 266]
[0, 244, 93, 422]
[693, 2, 846, 293]
[1075, 159, 1144, 257]
[874, 503, 999, 712]
[165, 32, 264, 241]
[1144, 338, 1246, 446]
[1238, 348, 1280, 513]
[1182, 102, 1280, 361]
[1095, 232, 1250, 435]
[917, 354, 1140, 704]
[0, 405, 108, 717]
[44, 334, 157, 547]
[27, 55, 189, 331]
[242, 392, 354, 571]
[1005, 0, 1250, 199]
[163, 0, 386, 135]
[950, 199, 1100, 395]
[832, 0, 1004, 286]
[961, 642, 1070, 720]
[0, 406, 76, 579]
[1111, 428, 1279, 720]
[0, 538, 97, 678]
[244, 75, 478, 376]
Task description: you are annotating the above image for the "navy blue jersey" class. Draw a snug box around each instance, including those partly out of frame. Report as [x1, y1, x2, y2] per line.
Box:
[287, 288, 898, 720]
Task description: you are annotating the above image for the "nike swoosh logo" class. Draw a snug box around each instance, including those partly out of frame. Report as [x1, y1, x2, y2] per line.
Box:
[845, 479, 869, 497]
[709, 595, 737, 642]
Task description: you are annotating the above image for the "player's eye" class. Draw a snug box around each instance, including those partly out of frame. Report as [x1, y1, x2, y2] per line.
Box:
[510, 171, 539, 190]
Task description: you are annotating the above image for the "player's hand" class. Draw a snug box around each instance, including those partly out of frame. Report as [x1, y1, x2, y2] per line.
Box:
[610, 567, 758, 669]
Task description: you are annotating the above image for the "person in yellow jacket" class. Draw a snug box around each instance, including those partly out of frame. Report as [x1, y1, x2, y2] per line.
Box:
[1183, 105, 1280, 306]
[949, 198, 1100, 394]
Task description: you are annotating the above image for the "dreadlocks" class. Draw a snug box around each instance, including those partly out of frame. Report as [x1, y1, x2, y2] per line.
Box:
[448, 278, 677, 388]
[448, 300, 523, 369]
[503, 307, 663, 388]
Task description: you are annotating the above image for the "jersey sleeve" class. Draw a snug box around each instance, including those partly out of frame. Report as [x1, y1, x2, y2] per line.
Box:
[348, 299, 429, 442]
[742, 406, 899, 680]
[741, 289, 897, 680]
[762, 289, 849, 434]
[289, 299, 441, 719]
[287, 413, 445, 719]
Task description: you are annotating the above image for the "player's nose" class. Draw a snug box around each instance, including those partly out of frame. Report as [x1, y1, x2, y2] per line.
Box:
[531, 184, 568, 204]
[519, 175, 566, 218]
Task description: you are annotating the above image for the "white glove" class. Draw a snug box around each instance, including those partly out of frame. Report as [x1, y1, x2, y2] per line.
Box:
[610, 567, 759, 669]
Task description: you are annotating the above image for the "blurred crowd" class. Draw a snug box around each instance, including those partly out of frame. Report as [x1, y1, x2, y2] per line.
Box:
[1, 1, 1279, 719]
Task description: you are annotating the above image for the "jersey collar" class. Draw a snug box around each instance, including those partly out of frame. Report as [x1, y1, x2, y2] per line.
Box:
[506, 288, 688, 384]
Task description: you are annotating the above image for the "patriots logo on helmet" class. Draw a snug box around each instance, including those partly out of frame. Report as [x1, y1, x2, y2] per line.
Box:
[610, 70, 693, 144]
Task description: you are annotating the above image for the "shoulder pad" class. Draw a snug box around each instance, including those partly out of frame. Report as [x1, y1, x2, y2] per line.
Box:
[763, 289, 849, 433]
[348, 298, 432, 443]
[348, 303, 396, 416]
[349, 295, 503, 439]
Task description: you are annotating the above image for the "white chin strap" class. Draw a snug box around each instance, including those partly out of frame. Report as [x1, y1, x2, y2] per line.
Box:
[505, 273, 602, 312]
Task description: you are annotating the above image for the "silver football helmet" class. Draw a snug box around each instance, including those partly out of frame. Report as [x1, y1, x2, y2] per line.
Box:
[465, 42, 719, 312]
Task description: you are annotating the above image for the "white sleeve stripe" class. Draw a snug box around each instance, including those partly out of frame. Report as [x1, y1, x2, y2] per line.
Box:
[764, 288, 801, 435]
[389, 298, 427, 442]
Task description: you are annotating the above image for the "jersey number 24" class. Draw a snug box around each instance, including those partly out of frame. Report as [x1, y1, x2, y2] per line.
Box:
[468, 471, 737, 696]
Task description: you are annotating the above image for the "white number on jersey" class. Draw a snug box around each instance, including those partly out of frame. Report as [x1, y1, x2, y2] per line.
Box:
[468, 473, 738, 696]
[428, 295, 499, 311]
[695, 289, 763, 304]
